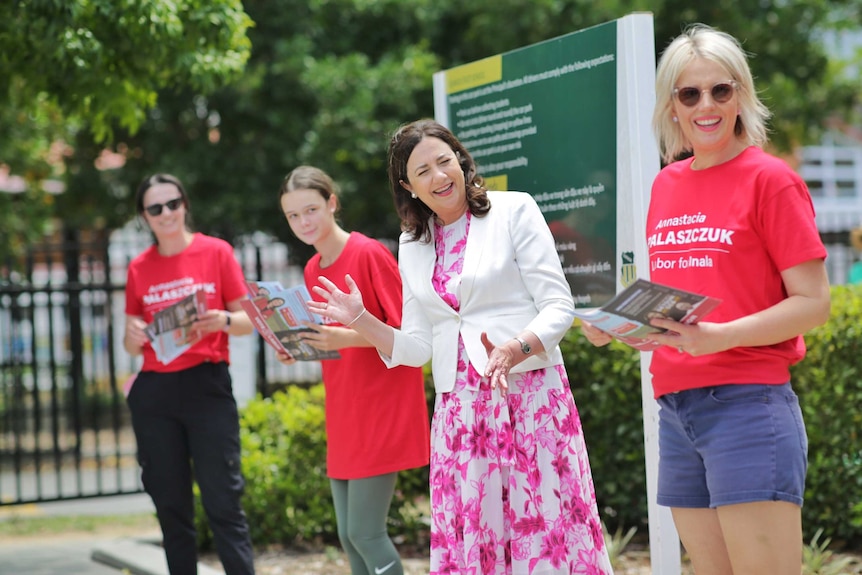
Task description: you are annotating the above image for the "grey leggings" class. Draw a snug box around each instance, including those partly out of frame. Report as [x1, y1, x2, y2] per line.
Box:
[330, 473, 403, 575]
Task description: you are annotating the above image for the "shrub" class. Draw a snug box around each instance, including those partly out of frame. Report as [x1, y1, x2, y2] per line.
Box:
[565, 284, 862, 546]
[194, 385, 333, 547]
[240, 385, 334, 543]
[792, 284, 862, 545]
[563, 328, 647, 533]
[195, 382, 431, 548]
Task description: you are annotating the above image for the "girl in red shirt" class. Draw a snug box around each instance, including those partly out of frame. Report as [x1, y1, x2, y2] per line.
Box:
[277, 166, 430, 575]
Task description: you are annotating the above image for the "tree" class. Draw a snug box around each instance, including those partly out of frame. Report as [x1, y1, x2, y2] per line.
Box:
[0, 0, 252, 143]
[68, 0, 443, 256]
[0, 0, 252, 262]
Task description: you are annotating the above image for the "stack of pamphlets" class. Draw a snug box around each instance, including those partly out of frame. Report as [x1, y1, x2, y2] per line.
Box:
[573, 278, 721, 351]
[241, 280, 340, 361]
[145, 290, 208, 364]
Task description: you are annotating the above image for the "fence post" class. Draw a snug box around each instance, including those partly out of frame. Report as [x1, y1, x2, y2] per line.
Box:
[254, 244, 269, 397]
[64, 227, 85, 466]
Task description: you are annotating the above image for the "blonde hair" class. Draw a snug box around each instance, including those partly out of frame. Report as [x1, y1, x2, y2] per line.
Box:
[652, 24, 771, 164]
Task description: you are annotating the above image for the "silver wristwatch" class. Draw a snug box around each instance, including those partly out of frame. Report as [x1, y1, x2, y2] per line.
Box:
[514, 336, 532, 355]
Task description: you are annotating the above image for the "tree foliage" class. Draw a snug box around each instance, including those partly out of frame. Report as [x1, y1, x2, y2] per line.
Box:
[653, 0, 862, 151]
[0, 0, 252, 262]
[0, 0, 251, 142]
[2, 0, 861, 262]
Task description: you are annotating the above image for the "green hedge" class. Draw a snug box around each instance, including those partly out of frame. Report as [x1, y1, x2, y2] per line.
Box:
[791, 284, 862, 545]
[563, 332, 646, 533]
[567, 284, 862, 546]
[195, 383, 429, 548]
[196, 285, 862, 547]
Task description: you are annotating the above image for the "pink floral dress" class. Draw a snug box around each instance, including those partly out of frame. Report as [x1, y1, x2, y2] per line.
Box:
[429, 213, 613, 575]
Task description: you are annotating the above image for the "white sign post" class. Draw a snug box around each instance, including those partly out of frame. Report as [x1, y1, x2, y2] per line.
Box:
[616, 13, 683, 574]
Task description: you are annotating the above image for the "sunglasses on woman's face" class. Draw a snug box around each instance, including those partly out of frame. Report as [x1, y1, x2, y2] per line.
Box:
[673, 82, 736, 107]
[144, 197, 184, 216]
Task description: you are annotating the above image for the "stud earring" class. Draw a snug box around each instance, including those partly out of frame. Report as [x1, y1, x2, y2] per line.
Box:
[410, 193, 417, 199]
[672, 116, 678, 123]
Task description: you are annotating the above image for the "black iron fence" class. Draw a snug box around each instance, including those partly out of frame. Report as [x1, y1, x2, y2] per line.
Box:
[0, 227, 316, 506]
[1, 230, 139, 505]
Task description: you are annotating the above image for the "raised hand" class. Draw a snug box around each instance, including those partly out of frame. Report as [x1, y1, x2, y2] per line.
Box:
[308, 274, 366, 326]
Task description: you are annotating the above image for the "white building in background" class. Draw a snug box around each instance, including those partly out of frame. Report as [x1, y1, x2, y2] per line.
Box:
[801, 141, 862, 234]
[799, 27, 862, 284]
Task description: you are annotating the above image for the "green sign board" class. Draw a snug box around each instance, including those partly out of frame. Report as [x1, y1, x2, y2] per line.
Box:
[435, 21, 618, 306]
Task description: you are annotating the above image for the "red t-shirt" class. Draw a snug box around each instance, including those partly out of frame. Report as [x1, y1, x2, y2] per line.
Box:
[125, 233, 248, 372]
[305, 233, 430, 479]
[646, 147, 827, 397]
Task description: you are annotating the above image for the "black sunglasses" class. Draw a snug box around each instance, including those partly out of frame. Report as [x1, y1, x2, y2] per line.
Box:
[673, 82, 737, 107]
[144, 197, 184, 216]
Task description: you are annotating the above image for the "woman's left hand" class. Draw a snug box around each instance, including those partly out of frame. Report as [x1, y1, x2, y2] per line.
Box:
[191, 310, 229, 335]
[299, 322, 350, 351]
[481, 332, 511, 398]
[581, 321, 613, 347]
[646, 319, 729, 356]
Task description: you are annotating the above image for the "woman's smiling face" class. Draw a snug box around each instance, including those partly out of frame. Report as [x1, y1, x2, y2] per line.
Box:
[401, 136, 468, 225]
[672, 57, 743, 167]
[280, 188, 336, 247]
[142, 182, 187, 239]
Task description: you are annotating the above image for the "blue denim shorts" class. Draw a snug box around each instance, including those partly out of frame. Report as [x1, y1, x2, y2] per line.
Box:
[656, 382, 808, 508]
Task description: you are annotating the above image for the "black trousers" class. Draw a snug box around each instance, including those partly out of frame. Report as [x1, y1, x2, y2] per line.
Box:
[127, 361, 255, 575]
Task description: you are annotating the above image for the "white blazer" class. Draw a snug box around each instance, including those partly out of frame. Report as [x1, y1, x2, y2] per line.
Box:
[384, 191, 576, 393]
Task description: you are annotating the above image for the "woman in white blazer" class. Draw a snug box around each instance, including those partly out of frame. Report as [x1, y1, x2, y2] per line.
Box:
[311, 119, 612, 575]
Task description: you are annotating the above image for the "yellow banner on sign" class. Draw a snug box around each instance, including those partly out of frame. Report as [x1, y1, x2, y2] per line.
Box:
[483, 175, 508, 192]
[446, 55, 503, 94]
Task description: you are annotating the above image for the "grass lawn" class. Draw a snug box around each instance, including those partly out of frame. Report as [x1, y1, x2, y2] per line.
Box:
[0, 511, 159, 540]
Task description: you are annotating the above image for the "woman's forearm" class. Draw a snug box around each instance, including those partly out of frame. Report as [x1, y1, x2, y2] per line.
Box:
[344, 310, 396, 357]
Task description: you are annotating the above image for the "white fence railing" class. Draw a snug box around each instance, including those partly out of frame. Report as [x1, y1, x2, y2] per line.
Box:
[799, 144, 862, 234]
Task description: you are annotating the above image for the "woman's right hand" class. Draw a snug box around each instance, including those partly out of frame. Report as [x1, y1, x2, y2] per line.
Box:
[275, 351, 297, 365]
[581, 321, 613, 347]
[308, 274, 366, 326]
[123, 316, 150, 355]
[125, 317, 149, 346]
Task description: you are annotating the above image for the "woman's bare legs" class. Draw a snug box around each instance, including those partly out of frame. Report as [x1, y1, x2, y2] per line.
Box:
[673, 501, 802, 575]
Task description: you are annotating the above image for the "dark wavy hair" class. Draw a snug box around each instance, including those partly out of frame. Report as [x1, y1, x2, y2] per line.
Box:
[387, 119, 491, 242]
[134, 173, 193, 243]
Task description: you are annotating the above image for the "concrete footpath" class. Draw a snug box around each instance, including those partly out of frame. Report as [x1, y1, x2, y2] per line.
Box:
[0, 494, 222, 575]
